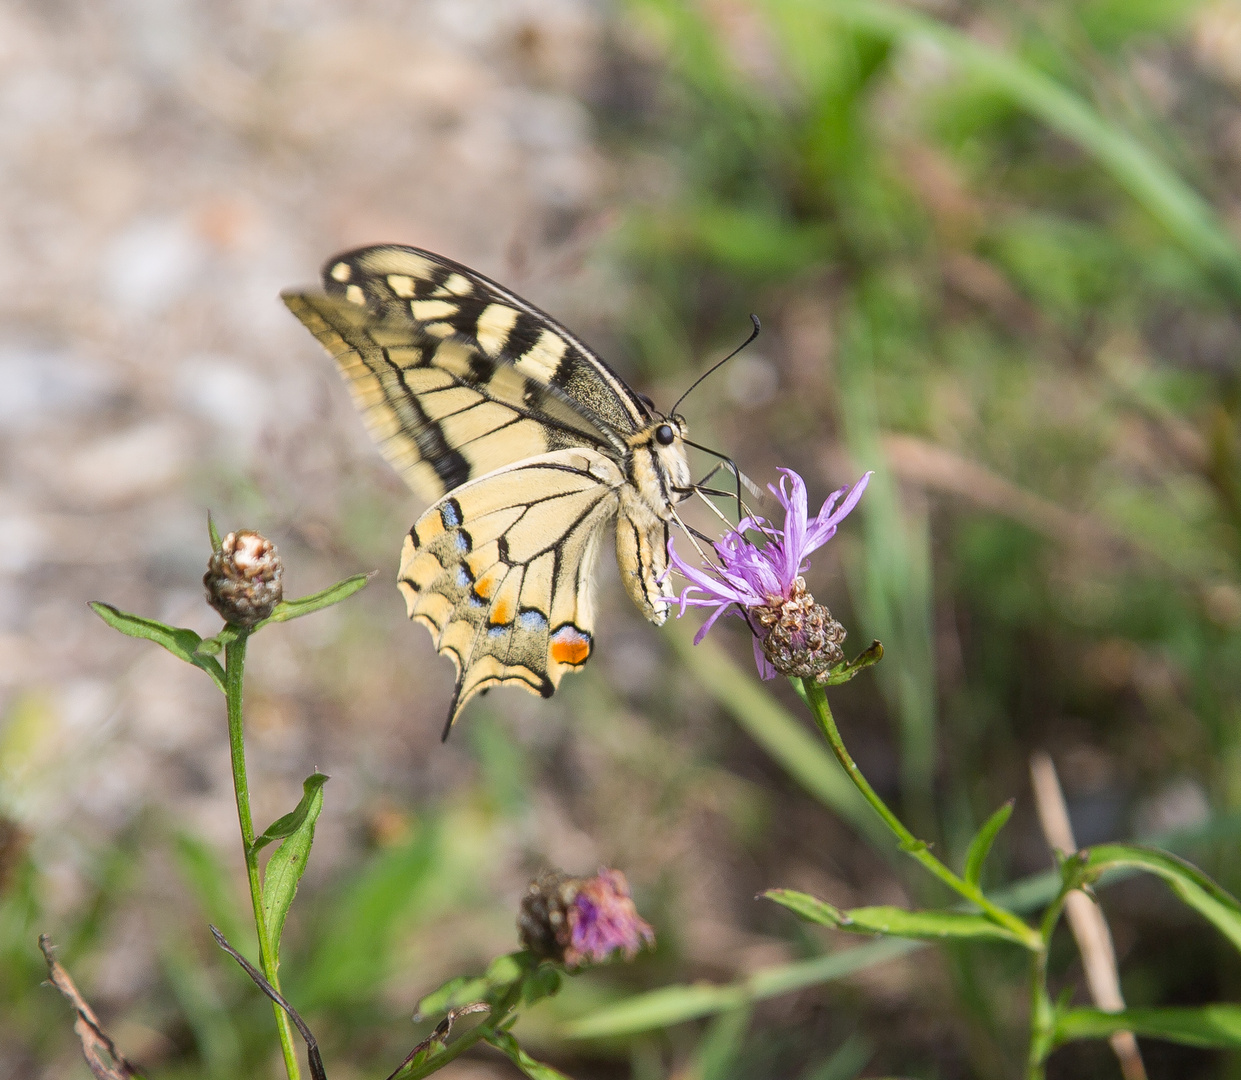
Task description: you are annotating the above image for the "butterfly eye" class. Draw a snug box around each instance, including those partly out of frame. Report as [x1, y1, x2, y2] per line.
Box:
[655, 424, 676, 446]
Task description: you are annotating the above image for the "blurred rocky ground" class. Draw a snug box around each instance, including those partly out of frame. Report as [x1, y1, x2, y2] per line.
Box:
[0, 2, 743, 1076]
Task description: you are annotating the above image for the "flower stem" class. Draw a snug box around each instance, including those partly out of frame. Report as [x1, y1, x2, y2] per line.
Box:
[799, 679, 1042, 950]
[225, 632, 301, 1080]
[399, 985, 523, 1080]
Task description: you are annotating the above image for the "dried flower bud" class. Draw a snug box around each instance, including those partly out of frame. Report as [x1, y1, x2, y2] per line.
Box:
[518, 868, 654, 968]
[204, 531, 283, 627]
[753, 577, 845, 683]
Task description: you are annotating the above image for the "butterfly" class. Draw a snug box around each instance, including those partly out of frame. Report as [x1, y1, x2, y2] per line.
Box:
[283, 245, 696, 737]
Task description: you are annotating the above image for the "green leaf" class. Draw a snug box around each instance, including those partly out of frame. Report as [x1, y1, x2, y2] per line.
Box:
[261, 772, 327, 955]
[1054, 1004, 1241, 1049]
[416, 952, 531, 1019]
[562, 939, 915, 1038]
[564, 983, 748, 1040]
[485, 1029, 573, 1080]
[1083, 843, 1241, 952]
[519, 963, 561, 1007]
[207, 512, 223, 554]
[823, 640, 884, 685]
[251, 573, 371, 628]
[762, 890, 1029, 945]
[964, 800, 1014, 888]
[251, 773, 330, 856]
[89, 602, 225, 692]
[761, 888, 847, 927]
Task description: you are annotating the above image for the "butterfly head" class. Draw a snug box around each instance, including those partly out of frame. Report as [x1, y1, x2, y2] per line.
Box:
[627, 412, 692, 510]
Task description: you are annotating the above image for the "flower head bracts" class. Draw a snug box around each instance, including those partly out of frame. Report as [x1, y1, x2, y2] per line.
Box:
[667, 469, 871, 680]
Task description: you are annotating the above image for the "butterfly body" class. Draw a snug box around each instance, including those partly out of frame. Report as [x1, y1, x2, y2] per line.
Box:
[284, 245, 690, 733]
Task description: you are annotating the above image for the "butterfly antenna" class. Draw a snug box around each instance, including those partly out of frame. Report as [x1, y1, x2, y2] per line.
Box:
[681, 437, 761, 521]
[669, 314, 761, 417]
[669, 507, 716, 566]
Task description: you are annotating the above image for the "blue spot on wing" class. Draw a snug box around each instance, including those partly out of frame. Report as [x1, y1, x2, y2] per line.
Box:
[441, 498, 463, 528]
[518, 609, 548, 632]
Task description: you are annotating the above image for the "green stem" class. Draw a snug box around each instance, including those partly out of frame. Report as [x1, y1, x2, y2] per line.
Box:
[398, 984, 523, 1080]
[1025, 884, 1074, 1079]
[800, 680, 1042, 950]
[225, 633, 301, 1080]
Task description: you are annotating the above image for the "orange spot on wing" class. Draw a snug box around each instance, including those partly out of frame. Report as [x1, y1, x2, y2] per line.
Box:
[474, 566, 505, 601]
[550, 626, 592, 666]
[490, 598, 515, 626]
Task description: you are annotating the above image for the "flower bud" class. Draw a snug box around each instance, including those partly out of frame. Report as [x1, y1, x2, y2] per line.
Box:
[754, 577, 845, 683]
[204, 531, 284, 627]
[518, 868, 654, 968]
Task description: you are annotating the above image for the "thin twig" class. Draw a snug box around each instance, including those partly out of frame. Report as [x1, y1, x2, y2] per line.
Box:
[210, 926, 327, 1080]
[39, 934, 141, 1080]
[1029, 752, 1147, 1080]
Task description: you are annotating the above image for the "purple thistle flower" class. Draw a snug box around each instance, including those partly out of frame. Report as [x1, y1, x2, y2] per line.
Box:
[667, 469, 871, 681]
[565, 869, 654, 966]
[517, 868, 654, 969]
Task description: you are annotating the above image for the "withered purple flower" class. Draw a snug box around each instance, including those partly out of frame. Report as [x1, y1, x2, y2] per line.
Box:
[518, 868, 654, 968]
[668, 469, 870, 682]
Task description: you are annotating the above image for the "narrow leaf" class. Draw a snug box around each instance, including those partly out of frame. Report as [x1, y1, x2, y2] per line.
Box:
[964, 800, 1015, 888]
[252, 573, 371, 627]
[89, 602, 225, 692]
[1083, 844, 1241, 952]
[834, 906, 1028, 945]
[207, 512, 223, 554]
[763, 890, 1028, 945]
[563, 940, 916, 1039]
[564, 983, 748, 1039]
[485, 1030, 573, 1080]
[261, 773, 327, 954]
[761, 888, 847, 927]
[824, 640, 884, 685]
[251, 773, 330, 856]
[1055, 1004, 1241, 1049]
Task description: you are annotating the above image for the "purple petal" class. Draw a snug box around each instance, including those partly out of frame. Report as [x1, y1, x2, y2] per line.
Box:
[803, 472, 872, 553]
[692, 601, 736, 644]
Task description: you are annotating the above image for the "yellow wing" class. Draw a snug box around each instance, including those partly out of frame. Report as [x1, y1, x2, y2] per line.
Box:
[397, 448, 625, 737]
[282, 245, 650, 504]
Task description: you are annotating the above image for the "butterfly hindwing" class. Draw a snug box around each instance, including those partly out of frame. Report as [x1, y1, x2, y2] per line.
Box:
[396, 448, 625, 734]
